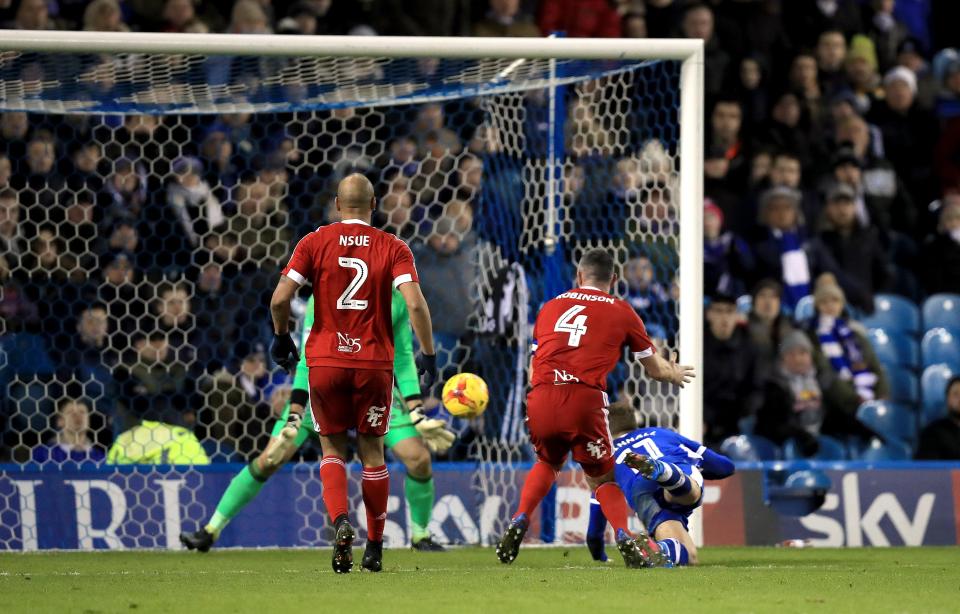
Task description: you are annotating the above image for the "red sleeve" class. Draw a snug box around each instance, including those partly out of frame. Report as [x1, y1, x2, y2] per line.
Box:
[623, 303, 654, 358]
[281, 234, 315, 286]
[391, 238, 419, 288]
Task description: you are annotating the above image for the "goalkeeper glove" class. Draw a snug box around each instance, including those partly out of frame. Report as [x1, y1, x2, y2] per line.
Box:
[415, 352, 437, 390]
[280, 411, 302, 441]
[409, 406, 455, 454]
[270, 332, 299, 373]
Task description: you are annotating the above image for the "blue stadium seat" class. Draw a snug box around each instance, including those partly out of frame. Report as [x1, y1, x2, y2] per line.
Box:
[782, 434, 847, 460]
[885, 366, 919, 405]
[736, 294, 752, 315]
[861, 294, 921, 336]
[921, 363, 955, 426]
[856, 437, 912, 461]
[921, 328, 960, 370]
[922, 293, 960, 333]
[868, 328, 920, 370]
[793, 295, 815, 323]
[856, 401, 917, 444]
[720, 434, 780, 461]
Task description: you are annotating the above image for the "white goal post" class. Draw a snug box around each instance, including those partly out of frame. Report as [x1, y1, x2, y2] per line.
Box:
[0, 30, 704, 545]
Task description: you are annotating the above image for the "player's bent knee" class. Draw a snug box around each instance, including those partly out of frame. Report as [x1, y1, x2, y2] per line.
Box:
[403, 446, 432, 478]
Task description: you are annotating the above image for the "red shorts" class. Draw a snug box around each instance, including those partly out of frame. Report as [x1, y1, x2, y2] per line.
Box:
[308, 366, 393, 436]
[525, 384, 614, 477]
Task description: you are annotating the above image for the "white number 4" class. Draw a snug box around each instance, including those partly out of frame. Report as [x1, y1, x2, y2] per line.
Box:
[337, 257, 368, 310]
[554, 305, 588, 347]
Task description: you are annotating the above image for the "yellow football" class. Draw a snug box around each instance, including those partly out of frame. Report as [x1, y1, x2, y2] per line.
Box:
[441, 372, 489, 418]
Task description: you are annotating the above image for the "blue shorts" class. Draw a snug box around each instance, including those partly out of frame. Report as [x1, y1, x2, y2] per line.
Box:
[629, 463, 704, 534]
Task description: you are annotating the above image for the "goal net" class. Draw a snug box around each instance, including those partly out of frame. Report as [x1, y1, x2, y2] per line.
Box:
[0, 33, 702, 550]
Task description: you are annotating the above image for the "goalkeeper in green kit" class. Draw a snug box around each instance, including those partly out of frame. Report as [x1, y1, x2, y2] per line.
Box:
[180, 290, 455, 552]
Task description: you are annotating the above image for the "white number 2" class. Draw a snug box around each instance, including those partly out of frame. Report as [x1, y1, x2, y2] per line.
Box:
[554, 305, 588, 347]
[336, 257, 368, 310]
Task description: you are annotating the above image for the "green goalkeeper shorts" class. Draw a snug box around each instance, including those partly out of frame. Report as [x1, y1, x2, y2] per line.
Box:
[269, 393, 418, 450]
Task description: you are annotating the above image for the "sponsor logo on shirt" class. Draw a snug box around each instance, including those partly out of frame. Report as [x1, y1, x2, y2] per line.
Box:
[366, 405, 387, 427]
[337, 332, 362, 354]
[553, 369, 580, 384]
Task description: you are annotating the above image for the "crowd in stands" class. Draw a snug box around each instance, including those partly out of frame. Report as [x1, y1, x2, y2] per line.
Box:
[0, 0, 959, 464]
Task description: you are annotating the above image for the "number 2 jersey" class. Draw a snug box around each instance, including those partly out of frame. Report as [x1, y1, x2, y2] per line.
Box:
[531, 286, 655, 390]
[281, 219, 419, 371]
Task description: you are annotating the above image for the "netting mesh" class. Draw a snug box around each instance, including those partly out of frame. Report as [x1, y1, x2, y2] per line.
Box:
[0, 50, 682, 549]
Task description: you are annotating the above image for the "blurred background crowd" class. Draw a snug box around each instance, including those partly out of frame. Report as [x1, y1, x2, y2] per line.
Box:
[0, 0, 959, 465]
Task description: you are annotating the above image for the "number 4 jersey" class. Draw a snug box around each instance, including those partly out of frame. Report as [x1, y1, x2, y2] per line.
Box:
[531, 285, 654, 391]
[281, 219, 419, 370]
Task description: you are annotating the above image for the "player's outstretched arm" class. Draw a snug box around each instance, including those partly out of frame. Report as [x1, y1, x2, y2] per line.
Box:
[638, 352, 695, 388]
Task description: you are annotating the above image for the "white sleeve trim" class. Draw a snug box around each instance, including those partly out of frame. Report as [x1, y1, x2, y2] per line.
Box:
[393, 273, 413, 288]
[633, 348, 654, 359]
[285, 269, 307, 286]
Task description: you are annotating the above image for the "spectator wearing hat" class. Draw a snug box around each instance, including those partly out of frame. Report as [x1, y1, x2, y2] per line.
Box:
[751, 185, 847, 312]
[895, 37, 936, 110]
[747, 278, 797, 386]
[868, 66, 938, 204]
[807, 280, 889, 436]
[755, 330, 824, 457]
[843, 34, 883, 116]
[828, 124, 917, 241]
[703, 294, 759, 448]
[816, 183, 891, 313]
[915, 376, 960, 461]
[704, 144, 741, 216]
[920, 198, 960, 295]
[704, 198, 754, 298]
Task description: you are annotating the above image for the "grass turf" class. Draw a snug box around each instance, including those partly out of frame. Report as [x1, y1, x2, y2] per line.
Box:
[1, 546, 957, 613]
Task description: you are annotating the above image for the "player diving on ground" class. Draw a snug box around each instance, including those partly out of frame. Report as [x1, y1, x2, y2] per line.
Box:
[179, 290, 454, 553]
[585, 402, 735, 566]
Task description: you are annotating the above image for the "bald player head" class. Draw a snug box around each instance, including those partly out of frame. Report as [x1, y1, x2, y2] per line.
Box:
[336, 173, 376, 220]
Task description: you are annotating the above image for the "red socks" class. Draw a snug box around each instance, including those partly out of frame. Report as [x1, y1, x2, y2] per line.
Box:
[361, 465, 390, 542]
[319, 455, 348, 524]
[514, 461, 559, 519]
[594, 482, 632, 535]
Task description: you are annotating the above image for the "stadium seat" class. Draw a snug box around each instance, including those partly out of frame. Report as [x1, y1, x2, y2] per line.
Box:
[921, 328, 960, 370]
[861, 294, 921, 336]
[793, 295, 815, 323]
[720, 434, 780, 461]
[856, 437, 912, 461]
[782, 435, 847, 460]
[885, 366, 919, 405]
[856, 401, 917, 445]
[767, 469, 832, 516]
[736, 294, 752, 315]
[922, 293, 960, 333]
[868, 328, 920, 370]
[921, 363, 955, 426]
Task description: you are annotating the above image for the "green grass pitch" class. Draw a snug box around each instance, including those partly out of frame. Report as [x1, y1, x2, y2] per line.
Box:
[1, 547, 957, 613]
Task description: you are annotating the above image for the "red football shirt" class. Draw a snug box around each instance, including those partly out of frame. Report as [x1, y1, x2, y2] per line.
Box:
[281, 219, 419, 370]
[530, 286, 654, 391]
